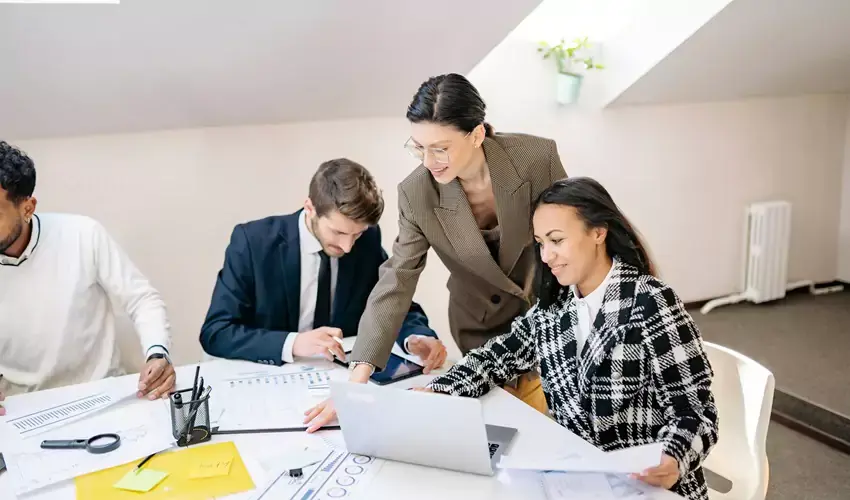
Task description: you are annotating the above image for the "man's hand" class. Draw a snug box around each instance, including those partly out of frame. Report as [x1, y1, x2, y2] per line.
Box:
[631, 454, 680, 489]
[294, 327, 345, 361]
[137, 358, 176, 400]
[0, 389, 5, 416]
[406, 336, 447, 374]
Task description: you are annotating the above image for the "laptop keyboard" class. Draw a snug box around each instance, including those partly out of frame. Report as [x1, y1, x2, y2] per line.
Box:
[488, 442, 500, 458]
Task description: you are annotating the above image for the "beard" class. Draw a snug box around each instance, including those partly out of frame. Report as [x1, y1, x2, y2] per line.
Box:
[309, 216, 343, 257]
[0, 217, 24, 254]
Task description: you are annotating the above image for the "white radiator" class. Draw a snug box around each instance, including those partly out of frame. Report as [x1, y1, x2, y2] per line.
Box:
[742, 201, 792, 303]
[701, 201, 793, 314]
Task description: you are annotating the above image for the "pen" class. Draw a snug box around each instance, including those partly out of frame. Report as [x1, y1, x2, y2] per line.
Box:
[329, 337, 345, 359]
[190, 366, 200, 401]
[135, 453, 157, 474]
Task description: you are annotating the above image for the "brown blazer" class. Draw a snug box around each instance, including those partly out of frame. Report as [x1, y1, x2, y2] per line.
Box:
[351, 133, 567, 369]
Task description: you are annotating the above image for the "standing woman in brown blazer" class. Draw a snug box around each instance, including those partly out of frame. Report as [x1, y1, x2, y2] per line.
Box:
[305, 73, 566, 431]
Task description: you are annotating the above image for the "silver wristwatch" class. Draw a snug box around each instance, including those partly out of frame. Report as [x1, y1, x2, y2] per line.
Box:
[348, 361, 375, 376]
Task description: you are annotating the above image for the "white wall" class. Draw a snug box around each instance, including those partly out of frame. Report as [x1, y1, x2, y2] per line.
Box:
[839, 100, 850, 282]
[470, 36, 846, 297]
[12, 36, 849, 370]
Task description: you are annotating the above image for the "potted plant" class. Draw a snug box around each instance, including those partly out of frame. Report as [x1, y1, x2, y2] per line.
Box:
[537, 36, 604, 104]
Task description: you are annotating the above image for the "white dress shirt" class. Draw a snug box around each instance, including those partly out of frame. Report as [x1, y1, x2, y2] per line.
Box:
[280, 212, 417, 364]
[0, 214, 171, 395]
[569, 262, 615, 357]
[280, 211, 339, 363]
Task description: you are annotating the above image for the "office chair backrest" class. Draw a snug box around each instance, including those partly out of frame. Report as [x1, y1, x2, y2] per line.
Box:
[703, 341, 775, 500]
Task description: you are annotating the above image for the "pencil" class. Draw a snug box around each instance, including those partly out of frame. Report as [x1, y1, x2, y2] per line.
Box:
[135, 453, 157, 473]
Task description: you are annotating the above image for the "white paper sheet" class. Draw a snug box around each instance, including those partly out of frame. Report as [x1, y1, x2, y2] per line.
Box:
[3, 401, 174, 495]
[214, 367, 346, 431]
[1, 377, 135, 438]
[499, 442, 663, 474]
[542, 471, 684, 500]
[251, 447, 384, 500]
[542, 472, 617, 499]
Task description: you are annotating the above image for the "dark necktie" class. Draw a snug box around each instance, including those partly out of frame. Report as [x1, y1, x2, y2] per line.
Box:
[313, 250, 331, 328]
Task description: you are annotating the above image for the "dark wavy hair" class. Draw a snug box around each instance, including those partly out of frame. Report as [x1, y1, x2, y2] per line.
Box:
[0, 141, 36, 204]
[533, 177, 656, 308]
[405, 73, 494, 137]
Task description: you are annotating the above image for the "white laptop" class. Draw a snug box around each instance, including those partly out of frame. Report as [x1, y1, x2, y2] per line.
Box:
[330, 380, 517, 476]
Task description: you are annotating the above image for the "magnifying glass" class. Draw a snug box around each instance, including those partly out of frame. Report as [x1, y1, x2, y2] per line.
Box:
[40, 433, 122, 454]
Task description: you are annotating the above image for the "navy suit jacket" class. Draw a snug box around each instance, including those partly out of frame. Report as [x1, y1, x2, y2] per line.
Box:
[200, 210, 437, 365]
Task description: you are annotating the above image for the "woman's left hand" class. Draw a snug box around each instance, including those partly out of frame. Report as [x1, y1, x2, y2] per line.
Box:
[631, 454, 679, 489]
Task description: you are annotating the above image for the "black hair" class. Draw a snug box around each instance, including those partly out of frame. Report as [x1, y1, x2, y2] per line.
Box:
[533, 177, 656, 308]
[406, 73, 494, 137]
[0, 141, 36, 204]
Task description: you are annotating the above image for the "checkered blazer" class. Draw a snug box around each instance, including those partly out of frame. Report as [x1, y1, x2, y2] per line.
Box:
[428, 259, 719, 500]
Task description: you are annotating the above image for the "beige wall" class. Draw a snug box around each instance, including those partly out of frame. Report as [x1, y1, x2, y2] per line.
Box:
[12, 36, 849, 370]
[839, 100, 850, 282]
[14, 93, 848, 369]
[14, 119, 456, 369]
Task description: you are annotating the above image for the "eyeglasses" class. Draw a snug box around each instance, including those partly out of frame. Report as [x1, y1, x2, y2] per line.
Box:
[404, 138, 450, 164]
[403, 132, 471, 165]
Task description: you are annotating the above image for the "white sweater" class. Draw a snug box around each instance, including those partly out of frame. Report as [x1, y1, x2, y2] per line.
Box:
[0, 213, 170, 395]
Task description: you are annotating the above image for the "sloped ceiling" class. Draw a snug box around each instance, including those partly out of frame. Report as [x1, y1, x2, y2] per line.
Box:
[0, 0, 541, 139]
[612, 0, 850, 106]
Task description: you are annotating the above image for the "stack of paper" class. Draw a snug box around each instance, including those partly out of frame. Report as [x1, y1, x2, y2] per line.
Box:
[498, 442, 663, 474]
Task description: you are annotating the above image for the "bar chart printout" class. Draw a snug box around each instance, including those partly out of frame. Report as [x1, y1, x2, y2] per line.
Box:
[6, 392, 119, 437]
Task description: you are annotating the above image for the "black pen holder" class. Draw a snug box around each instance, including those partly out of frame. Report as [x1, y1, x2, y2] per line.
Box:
[169, 387, 212, 447]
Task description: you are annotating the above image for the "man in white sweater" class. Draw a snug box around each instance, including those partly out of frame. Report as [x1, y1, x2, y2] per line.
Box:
[0, 141, 175, 415]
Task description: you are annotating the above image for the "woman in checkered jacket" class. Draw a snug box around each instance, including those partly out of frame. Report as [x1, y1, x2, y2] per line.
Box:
[425, 177, 719, 500]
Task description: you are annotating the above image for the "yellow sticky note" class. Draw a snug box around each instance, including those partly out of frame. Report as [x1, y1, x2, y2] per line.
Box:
[189, 455, 233, 479]
[113, 469, 169, 492]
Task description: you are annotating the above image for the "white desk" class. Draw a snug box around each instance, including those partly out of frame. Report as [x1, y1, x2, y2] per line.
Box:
[0, 359, 660, 499]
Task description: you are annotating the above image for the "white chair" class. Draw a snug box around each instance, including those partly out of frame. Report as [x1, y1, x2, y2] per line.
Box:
[702, 342, 775, 500]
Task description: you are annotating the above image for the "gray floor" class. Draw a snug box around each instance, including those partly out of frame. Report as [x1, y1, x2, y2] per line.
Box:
[764, 421, 850, 500]
[693, 291, 850, 415]
[690, 291, 850, 500]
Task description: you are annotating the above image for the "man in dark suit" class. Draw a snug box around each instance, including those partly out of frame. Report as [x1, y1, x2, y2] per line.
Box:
[200, 158, 443, 366]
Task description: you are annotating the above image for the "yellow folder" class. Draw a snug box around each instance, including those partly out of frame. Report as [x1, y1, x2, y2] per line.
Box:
[75, 440, 255, 500]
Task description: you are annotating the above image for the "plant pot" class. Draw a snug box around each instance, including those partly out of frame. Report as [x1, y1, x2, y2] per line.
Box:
[556, 72, 583, 105]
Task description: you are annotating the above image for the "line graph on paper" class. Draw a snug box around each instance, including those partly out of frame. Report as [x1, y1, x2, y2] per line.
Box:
[5, 392, 123, 437]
